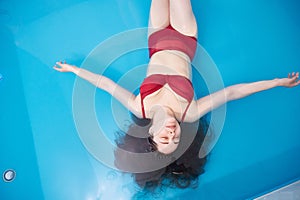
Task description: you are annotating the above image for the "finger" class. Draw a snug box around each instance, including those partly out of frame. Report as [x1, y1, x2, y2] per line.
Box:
[292, 82, 300, 88]
[288, 73, 290, 78]
[64, 60, 66, 64]
[292, 72, 295, 76]
[56, 62, 63, 66]
[292, 79, 300, 86]
[296, 72, 299, 78]
[53, 66, 62, 72]
[292, 75, 297, 80]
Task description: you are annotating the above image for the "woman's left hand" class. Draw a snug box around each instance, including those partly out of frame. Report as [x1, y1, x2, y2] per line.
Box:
[279, 72, 300, 88]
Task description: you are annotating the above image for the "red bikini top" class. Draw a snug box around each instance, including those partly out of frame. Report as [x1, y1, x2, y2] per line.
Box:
[140, 74, 194, 122]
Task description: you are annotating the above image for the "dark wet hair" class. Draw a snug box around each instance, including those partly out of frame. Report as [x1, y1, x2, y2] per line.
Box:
[114, 114, 210, 190]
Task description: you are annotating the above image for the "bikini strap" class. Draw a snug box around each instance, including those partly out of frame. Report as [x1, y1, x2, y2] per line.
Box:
[141, 96, 146, 118]
[181, 101, 192, 122]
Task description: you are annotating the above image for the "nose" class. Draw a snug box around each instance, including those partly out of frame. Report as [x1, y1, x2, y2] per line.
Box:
[168, 129, 175, 136]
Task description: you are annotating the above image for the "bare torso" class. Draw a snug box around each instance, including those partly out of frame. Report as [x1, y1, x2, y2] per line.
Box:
[147, 50, 192, 79]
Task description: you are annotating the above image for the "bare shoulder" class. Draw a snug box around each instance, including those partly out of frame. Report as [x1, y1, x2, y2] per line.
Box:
[182, 100, 199, 123]
[129, 94, 143, 119]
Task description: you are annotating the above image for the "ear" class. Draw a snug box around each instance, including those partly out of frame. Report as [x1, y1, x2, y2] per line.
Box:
[149, 127, 154, 135]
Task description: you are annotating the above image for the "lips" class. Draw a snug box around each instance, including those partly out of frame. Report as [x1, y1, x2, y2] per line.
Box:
[166, 125, 176, 129]
[165, 119, 177, 130]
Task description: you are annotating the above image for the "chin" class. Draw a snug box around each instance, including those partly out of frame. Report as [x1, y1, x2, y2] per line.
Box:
[165, 118, 178, 126]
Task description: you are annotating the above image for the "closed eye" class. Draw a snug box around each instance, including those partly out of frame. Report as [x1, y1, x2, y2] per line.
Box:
[160, 141, 179, 145]
[174, 137, 180, 143]
[159, 137, 180, 144]
[159, 137, 169, 144]
[159, 141, 169, 144]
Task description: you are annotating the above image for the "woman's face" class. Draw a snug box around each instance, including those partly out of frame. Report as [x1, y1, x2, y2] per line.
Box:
[150, 117, 181, 154]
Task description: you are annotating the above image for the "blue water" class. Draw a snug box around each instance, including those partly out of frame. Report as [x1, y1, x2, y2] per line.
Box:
[1, 0, 300, 199]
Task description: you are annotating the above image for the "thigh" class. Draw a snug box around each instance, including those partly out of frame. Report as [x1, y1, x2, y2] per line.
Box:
[169, 0, 197, 38]
[148, 0, 170, 36]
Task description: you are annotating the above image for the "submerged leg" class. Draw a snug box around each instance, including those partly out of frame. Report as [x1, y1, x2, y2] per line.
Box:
[169, 0, 197, 38]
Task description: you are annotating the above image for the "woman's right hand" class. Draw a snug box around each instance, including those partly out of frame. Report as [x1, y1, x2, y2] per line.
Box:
[53, 61, 77, 73]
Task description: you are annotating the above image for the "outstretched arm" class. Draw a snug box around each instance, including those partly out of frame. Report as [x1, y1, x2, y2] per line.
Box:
[188, 72, 300, 121]
[53, 61, 141, 117]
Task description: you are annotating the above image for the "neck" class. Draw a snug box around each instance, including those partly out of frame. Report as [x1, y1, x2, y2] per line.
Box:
[151, 105, 173, 119]
[150, 106, 175, 131]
